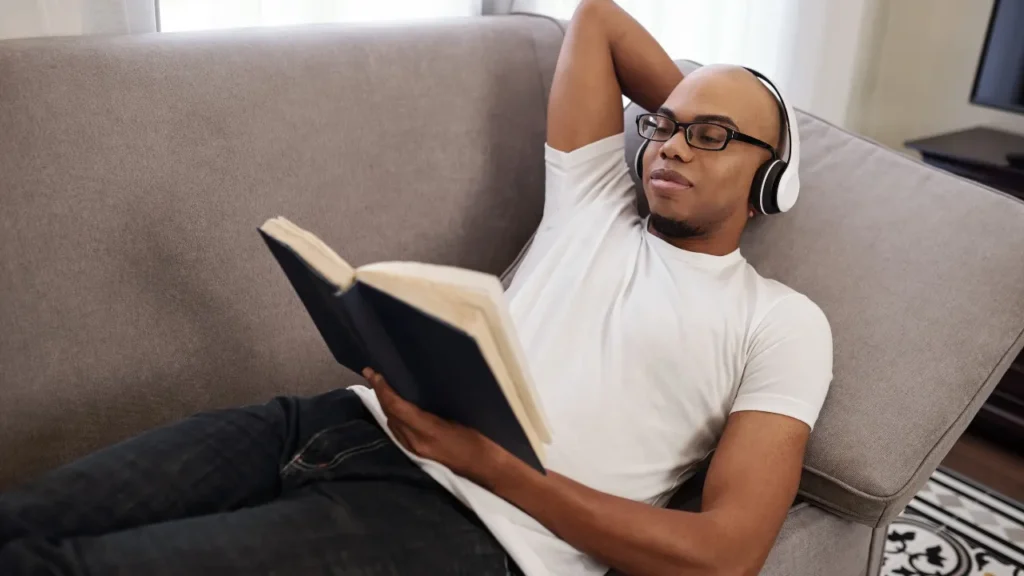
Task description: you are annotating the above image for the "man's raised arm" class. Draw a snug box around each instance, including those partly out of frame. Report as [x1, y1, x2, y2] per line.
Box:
[546, 0, 683, 153]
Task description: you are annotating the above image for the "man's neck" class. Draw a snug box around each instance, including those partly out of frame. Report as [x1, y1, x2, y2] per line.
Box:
[647, 220, 740, 257]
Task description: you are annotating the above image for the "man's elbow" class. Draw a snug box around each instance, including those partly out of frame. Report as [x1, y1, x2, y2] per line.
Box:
[671, 551, 764, 576]
[664, 520, 771, 576]
[572, 0, 612, 26]
[665, 550, 764, 576]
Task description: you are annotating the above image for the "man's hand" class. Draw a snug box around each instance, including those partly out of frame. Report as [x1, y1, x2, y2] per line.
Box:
[361, 368, 514, 485]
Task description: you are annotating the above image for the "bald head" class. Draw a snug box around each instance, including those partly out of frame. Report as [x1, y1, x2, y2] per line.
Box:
[671, 64, 783, 150]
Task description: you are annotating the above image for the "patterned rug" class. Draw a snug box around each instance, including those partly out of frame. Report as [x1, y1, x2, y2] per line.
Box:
[882, 468, 1024, 575]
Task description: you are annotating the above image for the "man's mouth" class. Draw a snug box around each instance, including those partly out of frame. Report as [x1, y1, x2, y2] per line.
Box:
[649, 168, 693, 192]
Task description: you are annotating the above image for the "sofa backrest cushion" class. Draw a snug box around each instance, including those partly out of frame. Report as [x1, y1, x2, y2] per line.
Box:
[0, 16, 561, 489]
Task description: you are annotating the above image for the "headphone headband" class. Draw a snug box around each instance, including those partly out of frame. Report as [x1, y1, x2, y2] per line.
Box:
[743, 66, 801, 213]
[743, 68, 788, 161]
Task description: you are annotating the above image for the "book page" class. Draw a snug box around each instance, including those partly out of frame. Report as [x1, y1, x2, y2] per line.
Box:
[259, 217, 356, 290]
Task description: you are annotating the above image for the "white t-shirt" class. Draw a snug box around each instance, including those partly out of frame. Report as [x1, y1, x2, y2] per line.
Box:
[352, 132, 833, 576]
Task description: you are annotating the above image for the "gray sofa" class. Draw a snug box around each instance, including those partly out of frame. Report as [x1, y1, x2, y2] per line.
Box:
[1, 15, 1023, 576]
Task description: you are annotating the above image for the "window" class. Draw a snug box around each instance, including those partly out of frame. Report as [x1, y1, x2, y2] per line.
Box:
[158, 0, 483, 32]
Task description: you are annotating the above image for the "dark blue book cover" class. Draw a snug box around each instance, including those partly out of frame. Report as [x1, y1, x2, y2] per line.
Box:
[261, 229, 543, 472]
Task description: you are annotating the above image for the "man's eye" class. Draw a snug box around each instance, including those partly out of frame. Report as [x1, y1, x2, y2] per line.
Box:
[695, 128, 726, 144]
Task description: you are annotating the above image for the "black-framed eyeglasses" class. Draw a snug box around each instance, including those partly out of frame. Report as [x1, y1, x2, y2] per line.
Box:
[636, 113, 776, 158]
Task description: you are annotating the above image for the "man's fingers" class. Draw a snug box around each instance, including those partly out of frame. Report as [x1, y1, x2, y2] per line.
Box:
[366, 371, 425, 427]
[369, 372, 399, 406]
[363, 368, 393, 402]
[389, 420, 414, 450]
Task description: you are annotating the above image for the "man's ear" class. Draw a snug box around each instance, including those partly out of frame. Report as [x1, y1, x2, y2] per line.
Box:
[748, 204, 757, 219]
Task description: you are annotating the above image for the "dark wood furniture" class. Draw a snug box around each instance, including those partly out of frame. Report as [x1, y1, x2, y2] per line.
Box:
[968, 350, 1024, 453]
[906, 127, 1024, 452]
[906, 126, 1024, 199]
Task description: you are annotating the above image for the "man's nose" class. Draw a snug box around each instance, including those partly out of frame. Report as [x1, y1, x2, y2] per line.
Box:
[660, 129, 695, 163]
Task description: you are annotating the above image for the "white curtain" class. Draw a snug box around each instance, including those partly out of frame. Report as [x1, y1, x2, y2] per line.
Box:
[0, 0, 156, 39]
[153, 0, 876, 126]
[158, 0, 485, 32]
[515, 0, 789, 73]
[511, 0, 875, 128]
[0, 0, 871, 127]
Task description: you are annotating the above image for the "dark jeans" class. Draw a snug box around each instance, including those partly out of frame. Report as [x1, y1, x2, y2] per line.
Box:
[0, 388, 515, 575]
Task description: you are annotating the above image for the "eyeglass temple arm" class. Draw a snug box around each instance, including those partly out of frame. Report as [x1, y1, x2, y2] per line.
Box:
[731, 132, 778, 159]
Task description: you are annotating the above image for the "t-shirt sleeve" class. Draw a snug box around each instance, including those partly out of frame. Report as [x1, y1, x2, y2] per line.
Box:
[731, 294, 834, 430]
[542, 133, 635, 226]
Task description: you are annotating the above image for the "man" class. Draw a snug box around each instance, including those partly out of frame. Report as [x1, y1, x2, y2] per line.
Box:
[0, 0, 831, 574]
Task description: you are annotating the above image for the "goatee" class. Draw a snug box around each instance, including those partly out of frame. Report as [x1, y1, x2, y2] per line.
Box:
[649, 212, 705, 239]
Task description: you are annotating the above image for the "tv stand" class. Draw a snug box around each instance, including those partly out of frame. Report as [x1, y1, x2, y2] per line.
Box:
[906, 127, 1024, 452]
[905, 126, 1024, 199]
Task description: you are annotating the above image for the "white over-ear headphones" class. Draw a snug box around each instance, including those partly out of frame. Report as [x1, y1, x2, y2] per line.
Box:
[634, 66, 801, 214]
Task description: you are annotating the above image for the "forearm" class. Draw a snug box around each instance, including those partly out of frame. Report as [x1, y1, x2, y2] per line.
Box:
[586, 0, 683, 112]
[478, 457, 748, 576]
[546, 0, 681, 151]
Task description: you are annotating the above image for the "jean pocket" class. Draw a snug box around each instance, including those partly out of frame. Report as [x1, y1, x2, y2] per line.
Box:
[280, 420, 392, 478]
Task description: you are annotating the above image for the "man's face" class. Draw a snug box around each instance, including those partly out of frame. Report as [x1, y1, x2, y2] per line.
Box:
[641, 65, 781, 238]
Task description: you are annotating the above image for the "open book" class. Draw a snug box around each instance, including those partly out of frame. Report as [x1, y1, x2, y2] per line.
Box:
[259, 217, 551, 471]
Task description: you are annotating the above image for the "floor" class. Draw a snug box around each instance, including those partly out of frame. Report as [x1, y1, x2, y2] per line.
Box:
[885, 468, 1024, 575]
[942, 431, 1024, 504]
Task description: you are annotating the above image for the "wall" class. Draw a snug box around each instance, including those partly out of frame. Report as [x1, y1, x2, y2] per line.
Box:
[774, 0, 875, 129]
[852, 0, 1024, 151]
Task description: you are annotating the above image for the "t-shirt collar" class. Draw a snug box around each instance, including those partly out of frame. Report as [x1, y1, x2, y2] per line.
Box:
[642, 215, 745, 270]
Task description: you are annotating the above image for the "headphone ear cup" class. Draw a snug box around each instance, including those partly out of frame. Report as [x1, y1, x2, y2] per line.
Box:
[749, 160, 786, 215]
[634, 139, 649, 182]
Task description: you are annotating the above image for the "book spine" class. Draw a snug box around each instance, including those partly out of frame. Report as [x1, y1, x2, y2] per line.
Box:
[341, 283, 423, 406]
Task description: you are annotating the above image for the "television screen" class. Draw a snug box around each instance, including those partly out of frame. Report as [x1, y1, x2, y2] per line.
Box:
[971, 0, 1024, 114]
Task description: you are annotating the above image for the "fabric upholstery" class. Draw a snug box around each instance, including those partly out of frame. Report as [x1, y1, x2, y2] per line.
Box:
[0, 16, 559, 489]
[623, 62, 1024, 526]
[760, 503, 873, 576]
[868, 525, 889, 576]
